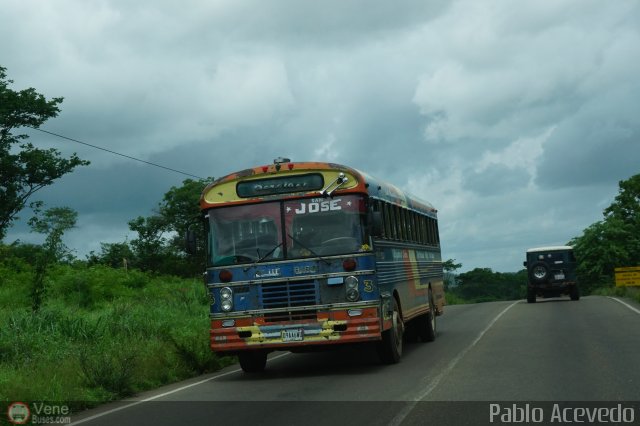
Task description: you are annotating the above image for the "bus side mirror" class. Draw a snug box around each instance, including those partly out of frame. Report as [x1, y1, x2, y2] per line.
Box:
[369, 211, 383, 237]
[185, 229, 197, 255]
[523, 261, 527, 267]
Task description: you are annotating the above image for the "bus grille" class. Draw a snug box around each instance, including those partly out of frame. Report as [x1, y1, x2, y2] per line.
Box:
[260, 280, 318, 323]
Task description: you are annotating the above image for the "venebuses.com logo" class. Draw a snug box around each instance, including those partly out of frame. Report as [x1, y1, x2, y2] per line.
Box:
[6, 402, 71, 425]
[6, 402, 30, 425]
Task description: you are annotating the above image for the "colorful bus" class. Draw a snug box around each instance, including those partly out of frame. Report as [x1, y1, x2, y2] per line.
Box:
[197, 158, 444, 372]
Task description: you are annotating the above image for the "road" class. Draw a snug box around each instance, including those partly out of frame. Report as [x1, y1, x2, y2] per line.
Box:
[71, 296, 640, 426]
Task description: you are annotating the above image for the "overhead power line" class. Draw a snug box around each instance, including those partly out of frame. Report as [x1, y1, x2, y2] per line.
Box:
[26, 126, 204, 180]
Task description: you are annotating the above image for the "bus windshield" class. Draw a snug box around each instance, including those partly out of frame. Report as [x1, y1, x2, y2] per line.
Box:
[208, 195, 367, 266]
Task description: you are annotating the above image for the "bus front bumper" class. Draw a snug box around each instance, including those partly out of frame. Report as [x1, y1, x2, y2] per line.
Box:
[210, 306, 382, 353]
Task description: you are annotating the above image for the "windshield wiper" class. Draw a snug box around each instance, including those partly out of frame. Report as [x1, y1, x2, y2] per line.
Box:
[287, 233, 330, 265]
[258, 242, 283, 263]
[243, 242, 283, 272]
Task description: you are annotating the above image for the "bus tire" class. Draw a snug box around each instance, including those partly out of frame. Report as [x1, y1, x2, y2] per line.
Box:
[238, 351, 268, 373]
[377, 298, 403, 364]
[527, 287, 536, 303]
[417, 292, 436, 342]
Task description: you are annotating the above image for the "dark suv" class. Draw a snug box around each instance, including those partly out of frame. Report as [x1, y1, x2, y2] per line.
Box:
[523, 246, 579, 303]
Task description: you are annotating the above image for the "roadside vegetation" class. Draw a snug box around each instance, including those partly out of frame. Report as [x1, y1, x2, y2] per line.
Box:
[444, 268, 527, 305]
[590, 286, 640, 304]
[0, 251, 234, 409]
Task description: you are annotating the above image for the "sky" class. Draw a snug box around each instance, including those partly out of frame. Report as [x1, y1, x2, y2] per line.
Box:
[1, 0, 639, 272]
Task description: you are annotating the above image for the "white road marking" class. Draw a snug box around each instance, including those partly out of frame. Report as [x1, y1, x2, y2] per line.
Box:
[608, 296, 640, 315]
[389, 300, 520, 426]
[69, 352, 291, 425]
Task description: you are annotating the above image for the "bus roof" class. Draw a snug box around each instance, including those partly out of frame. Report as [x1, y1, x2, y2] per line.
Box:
[201, 160, 437, 217]
[526, 245, 573, 253]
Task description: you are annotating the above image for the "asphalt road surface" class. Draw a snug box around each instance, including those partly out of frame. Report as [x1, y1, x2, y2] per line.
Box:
[70, 296, 640, 426]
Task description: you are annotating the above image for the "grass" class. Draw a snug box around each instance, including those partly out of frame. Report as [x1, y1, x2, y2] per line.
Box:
[0, 262, 234, 410]
[591, 285, 640, 303]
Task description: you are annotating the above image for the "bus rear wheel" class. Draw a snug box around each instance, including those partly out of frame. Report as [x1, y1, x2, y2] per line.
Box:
[417, 294, 436, 342]
[377, 298, 403, 364]
[238, 350, 268, 373]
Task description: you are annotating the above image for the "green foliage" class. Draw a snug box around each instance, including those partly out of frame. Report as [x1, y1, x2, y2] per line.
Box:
[168, 331, 226, 375]
[443, 258, 462, 291]
[87, 242, 134, 269]
[29, 206, 77, 260]
[127, 214, 172, 273]
[27, 206, 77, 311]
[444, 291, 467, 305]
[0, 65, 89, 240]
[570, 173, 640, 292]
[442, 258, 462, 272]
[89, 178, 212, 277]
[450, 268, 527, 303]
[159, 178, 211, 274]
[0, 246, 234, 405]
[79, 341, 138, 398]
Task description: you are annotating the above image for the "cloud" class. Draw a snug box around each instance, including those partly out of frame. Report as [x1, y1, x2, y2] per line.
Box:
[2, 0, 639, 272]
[202, 56, 295, 130]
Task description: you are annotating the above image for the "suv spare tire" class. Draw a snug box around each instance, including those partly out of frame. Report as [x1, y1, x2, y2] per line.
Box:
[529, 262, 549, 282]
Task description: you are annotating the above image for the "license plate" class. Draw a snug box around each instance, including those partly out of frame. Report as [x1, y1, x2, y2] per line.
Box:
[282, 328, 304, 342]
[554, 273, 565, 280]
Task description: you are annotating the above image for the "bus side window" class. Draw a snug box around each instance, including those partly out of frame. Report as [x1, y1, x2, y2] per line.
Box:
[411, 211, 418, 243]
[426, 217, 434, 246]
[419, 215, 426, 244]
[381, 203, 388, 239]
[405, 209, 412, 242]
[389, 205, 398, 240]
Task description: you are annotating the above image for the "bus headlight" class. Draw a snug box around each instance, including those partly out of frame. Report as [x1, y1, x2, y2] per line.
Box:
[220, 287, 233, 312]
[345, 276, 359, 302]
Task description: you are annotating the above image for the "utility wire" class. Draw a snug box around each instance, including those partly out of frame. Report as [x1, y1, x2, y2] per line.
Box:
[26, 126, 205, 180]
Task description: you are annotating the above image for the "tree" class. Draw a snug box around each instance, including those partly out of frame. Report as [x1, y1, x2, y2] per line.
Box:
[127, 215, 170, 273]
[570, 173, 640, 291]
[604, 174, 640, 223]
[0, 65, 89, 240]
[443, 258, 462, 290]
[454, 268, 526, 302]
[158, 178, 211, 274]
[28, 206, 77, 311]
[125, 178, 210, 276]
[88, 178, 211, 276]
[87, 241, 135, 269]
[443, 258, 462, 272]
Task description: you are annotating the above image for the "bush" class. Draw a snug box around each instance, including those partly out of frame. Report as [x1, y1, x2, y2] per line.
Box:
[79, 341, 138, 398]
[0, 259, 230, 407]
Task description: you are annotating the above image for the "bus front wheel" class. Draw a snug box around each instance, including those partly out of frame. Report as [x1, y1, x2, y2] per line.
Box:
[377, 298, 403, 364]
[238, 350, 268, 373]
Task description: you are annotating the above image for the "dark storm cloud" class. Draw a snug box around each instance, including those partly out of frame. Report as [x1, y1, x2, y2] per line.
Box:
[28, 162, 182, 225]
[463, 165, 530, 196]
[536, 90, 640, 189]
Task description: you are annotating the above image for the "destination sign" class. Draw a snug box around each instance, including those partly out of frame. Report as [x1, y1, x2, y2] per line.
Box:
[237, 173, 324, 197]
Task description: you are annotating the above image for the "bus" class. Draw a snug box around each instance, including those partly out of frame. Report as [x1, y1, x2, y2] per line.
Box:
[196, 158, 444, 372]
